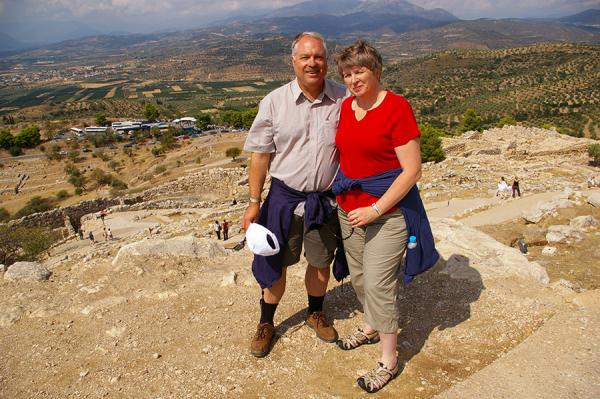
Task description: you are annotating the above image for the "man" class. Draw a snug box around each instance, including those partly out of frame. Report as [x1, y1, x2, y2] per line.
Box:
[242, 32, 347, 358]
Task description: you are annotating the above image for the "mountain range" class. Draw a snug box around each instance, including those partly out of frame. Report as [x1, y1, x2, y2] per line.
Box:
[0, 0, 599, 55]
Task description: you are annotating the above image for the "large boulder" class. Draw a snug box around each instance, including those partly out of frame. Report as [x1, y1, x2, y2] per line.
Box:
[586, 192, 600, 207]
[546, 225, 572, 243]
[570, 215, 598, 231]
[4, 262, 51, 282]
[433, 219, 549, 284]
[112, 235, 227, 267]
[522, 198, 572, 224]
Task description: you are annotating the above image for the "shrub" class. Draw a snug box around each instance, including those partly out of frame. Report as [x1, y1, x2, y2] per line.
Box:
[497, 116, 517, 127]
[9, 146, 22, 156]
[55, 190, 70, 200]
[589, 144, 600, 164]
[108, 160, 120, 171]
[151, 147, 161, 157]
[195, 156, 202, 164]
[67, 150, 81, 163]
[47, 144, 63, 161]
[225, 147, 242, 161]
[420, 124, 446, 163]
[75, 187, 83, 195]
[0, 128, 14, 149]
[14, 196, 56, 218]
[0, 208, 10, 222]
[110, 177, 127, 190]
[155, 165, 167, 174]
[90, 168, 112, 186]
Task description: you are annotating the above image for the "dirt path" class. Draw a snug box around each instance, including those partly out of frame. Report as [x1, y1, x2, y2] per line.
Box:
[426, 192, 561, 226]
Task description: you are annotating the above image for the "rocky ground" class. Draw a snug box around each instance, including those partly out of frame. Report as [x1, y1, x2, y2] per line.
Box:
[1, 126, 600, 398]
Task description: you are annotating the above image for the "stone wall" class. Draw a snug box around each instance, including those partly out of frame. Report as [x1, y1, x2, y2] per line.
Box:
[6, 196, 144, 231]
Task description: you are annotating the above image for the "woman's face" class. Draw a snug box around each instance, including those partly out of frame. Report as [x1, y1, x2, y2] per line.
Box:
[341, 65, 380, 98]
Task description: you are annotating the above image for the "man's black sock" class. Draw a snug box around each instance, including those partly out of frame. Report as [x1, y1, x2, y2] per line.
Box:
[308, 295, 325, 314]
[260, 298, 278, 325]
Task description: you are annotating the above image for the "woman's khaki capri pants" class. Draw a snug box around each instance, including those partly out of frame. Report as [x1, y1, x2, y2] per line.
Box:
[338, 208, 408, 333]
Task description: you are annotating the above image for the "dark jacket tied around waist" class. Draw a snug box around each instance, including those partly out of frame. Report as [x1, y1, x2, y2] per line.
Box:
[252, 178, 347, 289]
[332, 168, 440, 284]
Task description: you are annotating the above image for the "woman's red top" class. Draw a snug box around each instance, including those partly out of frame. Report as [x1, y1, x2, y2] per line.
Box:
[335, 91, 420, 213]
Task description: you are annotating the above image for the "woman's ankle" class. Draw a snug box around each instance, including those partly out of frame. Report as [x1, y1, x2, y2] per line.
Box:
[380, 354, 398, 369]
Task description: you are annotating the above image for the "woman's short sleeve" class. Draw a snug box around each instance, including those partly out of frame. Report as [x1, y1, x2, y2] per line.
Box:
[391, 97, 421, 147]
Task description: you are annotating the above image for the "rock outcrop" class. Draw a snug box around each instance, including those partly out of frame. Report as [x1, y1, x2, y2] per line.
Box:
[4, 262, 51, 282]
[112, 235, 227, 267]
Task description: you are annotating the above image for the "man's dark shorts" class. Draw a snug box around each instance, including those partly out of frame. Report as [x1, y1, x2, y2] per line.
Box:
[281, 213, 338, 268]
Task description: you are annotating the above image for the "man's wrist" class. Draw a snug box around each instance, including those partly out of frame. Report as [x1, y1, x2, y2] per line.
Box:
[249, 196, 261, 204]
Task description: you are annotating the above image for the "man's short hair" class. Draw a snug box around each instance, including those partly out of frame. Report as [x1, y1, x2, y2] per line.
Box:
[291, 32, 327, 56]
[334, 39, 383, 77]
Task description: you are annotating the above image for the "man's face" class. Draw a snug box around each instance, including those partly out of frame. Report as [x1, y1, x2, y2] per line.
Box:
[291, 36, 327, 89]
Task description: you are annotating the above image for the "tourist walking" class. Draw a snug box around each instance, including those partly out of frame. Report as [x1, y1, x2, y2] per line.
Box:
[242, 32, 347, 358]
[332, 40, 438, 393]
[88, 231, 95, 243]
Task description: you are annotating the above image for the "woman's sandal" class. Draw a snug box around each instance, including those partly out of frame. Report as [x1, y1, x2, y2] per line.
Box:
[336, 328, 380, 350]
[357, 361, 399, 393]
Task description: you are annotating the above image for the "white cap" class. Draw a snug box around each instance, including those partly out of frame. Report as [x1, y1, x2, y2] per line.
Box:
[245, 223, 280, 256]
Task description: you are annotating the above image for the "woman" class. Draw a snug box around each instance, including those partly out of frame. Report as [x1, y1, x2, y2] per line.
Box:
[333, 40, 437, 393]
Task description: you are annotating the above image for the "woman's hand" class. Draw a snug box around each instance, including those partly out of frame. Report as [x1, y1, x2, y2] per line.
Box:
[347, 205, 379, 228]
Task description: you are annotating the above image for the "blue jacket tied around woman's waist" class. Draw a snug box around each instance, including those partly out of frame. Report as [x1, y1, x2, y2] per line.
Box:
[332, 168, 440, 284]
[252, 178, 348, 289]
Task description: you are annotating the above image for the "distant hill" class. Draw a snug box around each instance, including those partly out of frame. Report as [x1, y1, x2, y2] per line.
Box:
[558, 9, 600, 27]
[0, 32, 24, 52]
[377, 19, 600, 58]
[267, 0, 458, 22]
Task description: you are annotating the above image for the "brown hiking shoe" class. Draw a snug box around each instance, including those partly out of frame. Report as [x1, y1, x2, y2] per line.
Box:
[250, 323, 275, 358]
[305, 311, 338, 343]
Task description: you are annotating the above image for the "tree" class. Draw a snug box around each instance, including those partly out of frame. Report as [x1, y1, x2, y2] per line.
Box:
[225, 147, 242, 161]
[458, 109, 482, 133]
[159, 129, 177, 151]
[241, 109, 258, 129]
[14, 126, 41, 148]
[420, 124, 446, 163]
[195, 113, 212, 130]
[95, 112, 107, 126]
[0, 225, 58, 265]
[0, 128, 14, 149]
[144, 103, 160, 122]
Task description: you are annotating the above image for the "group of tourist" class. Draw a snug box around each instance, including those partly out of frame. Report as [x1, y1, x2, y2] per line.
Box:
[240, 32, 438, 393]
[212, 220, 230, 240]
[496, 176, 521, 198]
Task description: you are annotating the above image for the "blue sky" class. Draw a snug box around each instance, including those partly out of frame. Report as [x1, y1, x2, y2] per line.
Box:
[0, 0, 598, 37]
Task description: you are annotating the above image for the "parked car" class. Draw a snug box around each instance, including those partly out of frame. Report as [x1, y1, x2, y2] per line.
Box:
[82, 148, 92, 152]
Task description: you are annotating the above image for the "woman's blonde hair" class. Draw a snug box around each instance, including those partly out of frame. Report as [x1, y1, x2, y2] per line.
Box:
[334, 39, 383, 77]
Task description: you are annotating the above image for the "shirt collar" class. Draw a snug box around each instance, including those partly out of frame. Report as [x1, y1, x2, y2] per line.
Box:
[291, 78, 335, 104]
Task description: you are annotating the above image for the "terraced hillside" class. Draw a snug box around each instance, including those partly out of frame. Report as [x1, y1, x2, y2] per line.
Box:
[385, 43, 600, 137]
